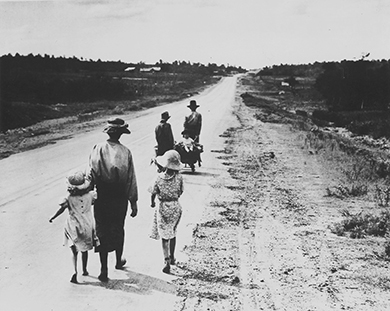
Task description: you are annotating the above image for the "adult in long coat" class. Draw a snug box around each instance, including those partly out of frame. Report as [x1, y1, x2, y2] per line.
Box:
[88, 118, 138, 282]
[155, 111, 175, 156]
[183, 100, 202, 143]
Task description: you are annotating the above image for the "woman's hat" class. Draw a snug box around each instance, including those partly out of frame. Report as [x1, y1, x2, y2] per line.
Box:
[161, 111, 171, 121]
[187, 100, 199, 109]
[156, 150, 183, 171]
[66, 170, 90, 191]
[103, 118, 131, 134]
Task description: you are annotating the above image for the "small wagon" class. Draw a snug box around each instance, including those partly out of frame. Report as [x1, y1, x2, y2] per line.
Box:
[174, 142, 203, 172]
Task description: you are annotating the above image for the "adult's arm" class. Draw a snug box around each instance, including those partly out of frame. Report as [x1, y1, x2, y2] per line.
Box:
[126, 150, 138, 204]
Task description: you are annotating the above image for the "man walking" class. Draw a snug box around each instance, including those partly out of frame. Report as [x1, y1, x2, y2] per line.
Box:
[183, 100, 202, 143]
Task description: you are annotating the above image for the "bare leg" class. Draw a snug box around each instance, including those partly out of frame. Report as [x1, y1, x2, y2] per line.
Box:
[115, 244, 126, 269]
[162, 238, 170, 273]
[70, 246, 78, 283]
[98, 251, 108, 282]
[82, 251, 88, 276]
[169, 237, 176, 265]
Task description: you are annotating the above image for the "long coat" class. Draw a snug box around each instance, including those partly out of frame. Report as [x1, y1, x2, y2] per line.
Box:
[88, 139, 138, 253]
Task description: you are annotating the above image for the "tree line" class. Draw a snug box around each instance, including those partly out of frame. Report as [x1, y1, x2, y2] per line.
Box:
[0, 53, 246, 104]
[259, 59, 390, 112]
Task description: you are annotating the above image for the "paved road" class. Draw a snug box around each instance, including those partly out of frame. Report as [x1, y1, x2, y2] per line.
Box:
[0, 76, 239, 311]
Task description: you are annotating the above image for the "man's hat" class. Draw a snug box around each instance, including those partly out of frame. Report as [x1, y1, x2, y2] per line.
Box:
[187, 100, 199, 109]
[161, 111, 171, 121]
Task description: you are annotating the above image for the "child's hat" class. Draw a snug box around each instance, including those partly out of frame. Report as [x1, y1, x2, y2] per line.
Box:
[66, 170, 90, 190]
[155, 150, 183, 171]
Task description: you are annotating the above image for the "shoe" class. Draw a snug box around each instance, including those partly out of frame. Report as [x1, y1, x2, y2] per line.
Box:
[70, 273, 78, 284]
[170, 256, 176, 265]
[98, 273, 108, 282]
[162, 258, 170, 274]
[115, 258, 127, 270]
[82, 270, 89, 276]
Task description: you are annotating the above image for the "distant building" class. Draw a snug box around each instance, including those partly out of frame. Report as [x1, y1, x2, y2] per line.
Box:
[124, 66, 136, 72]
[140, 67, 161, 72]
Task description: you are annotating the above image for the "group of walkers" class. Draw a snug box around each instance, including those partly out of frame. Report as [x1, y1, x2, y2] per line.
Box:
[49, 100, 202, 284]
[155, 100, 203, 172]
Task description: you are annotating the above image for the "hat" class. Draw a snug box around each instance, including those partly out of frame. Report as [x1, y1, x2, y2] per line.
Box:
[66, 170, 90, 191]
[155, 150, 183, 171]
[161, 111, 171, 121]
[187, 100, 199, 109]
[103, 118, 130, 134]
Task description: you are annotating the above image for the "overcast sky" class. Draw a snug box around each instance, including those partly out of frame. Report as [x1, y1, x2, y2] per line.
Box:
[0, 0, 389, 69]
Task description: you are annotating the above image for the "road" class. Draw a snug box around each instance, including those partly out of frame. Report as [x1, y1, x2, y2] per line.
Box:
[0, 76, 239, 311]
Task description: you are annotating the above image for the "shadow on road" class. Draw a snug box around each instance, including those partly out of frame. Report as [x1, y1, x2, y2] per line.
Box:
[81, 269, 176, 295]
[180, 170, 218, 177]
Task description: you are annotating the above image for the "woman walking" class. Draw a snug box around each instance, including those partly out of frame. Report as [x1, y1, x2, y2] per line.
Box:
[149, 150, 184, 274]
[88, 117, 138, 282]
[49, 170, 99, 284]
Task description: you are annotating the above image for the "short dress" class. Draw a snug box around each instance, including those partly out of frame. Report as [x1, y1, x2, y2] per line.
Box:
[149, 172, 183, 240]
[59, 190, 99, 252]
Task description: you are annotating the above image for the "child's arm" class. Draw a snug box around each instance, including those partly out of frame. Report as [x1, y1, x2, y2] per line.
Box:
[49, 205, 66, 223]
[49, 199, 68, 223]
[151, 193, 157, 207]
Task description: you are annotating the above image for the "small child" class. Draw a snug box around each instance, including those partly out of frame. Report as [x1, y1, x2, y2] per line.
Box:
[179, 129, 195, 153]
[149, 150, 184, 274]
[49, 170, 99, 284]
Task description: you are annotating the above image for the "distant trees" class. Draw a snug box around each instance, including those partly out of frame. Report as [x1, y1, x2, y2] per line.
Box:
[315, 60, 390, 111]
[0, 53, 246, 107]
[257, 60, 390, 112]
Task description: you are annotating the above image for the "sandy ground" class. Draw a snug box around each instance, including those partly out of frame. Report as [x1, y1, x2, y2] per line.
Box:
[1, 74, 390, 310]
[172, 76, 390, 310]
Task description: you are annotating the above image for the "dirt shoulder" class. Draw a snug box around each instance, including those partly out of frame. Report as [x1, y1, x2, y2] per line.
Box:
[173, 76, 390, 310]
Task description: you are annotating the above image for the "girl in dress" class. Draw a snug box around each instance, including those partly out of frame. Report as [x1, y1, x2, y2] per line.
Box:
[149, 150, 184, 274]
[49, 170, 99, 284]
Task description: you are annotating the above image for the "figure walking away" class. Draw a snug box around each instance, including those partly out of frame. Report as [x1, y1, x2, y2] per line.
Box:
[183, 100, 202, 143]
[88, 118, 138, 282]
[149, 150, 184, 274]
[155, 111, 175, 156]
[49, 170, 99, 284]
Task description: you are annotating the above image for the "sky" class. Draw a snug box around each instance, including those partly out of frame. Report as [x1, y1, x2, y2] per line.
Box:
[0, 0, 389, 69]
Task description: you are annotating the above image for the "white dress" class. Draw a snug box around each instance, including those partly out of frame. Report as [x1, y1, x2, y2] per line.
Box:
[59, 190, 98, 252]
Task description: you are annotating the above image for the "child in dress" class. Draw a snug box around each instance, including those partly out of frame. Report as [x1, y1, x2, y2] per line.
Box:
[179, 129, 195, 152]
[149, 150, 184, 274]
[49, 170, 99, 284]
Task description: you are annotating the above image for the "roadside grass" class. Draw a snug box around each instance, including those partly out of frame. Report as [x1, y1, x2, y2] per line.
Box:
[240, 72, 390, 257]
[306, 126, 390, 257]
[330, 208, 390, 239]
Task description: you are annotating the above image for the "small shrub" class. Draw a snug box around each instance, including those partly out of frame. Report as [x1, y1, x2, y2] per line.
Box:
[326, 184, 368, 198]
[331, 209, 390, 238]
[375, 185, 390, 207]
[384, 241, 390, 258]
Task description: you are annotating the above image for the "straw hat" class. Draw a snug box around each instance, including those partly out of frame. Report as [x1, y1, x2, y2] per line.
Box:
[155, 150, 183, 171]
